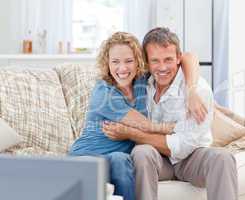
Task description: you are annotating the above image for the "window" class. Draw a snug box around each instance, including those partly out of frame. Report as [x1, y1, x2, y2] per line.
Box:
[72, 0, 124, 53]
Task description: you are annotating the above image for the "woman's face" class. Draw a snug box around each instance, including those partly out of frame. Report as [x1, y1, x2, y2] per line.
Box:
[109, 44, 137, 87]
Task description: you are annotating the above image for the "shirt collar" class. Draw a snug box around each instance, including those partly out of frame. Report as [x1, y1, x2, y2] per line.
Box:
[148, 67, 184, 100]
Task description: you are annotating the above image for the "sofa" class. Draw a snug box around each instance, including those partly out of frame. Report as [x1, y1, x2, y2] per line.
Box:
[0, 63, 244, 200]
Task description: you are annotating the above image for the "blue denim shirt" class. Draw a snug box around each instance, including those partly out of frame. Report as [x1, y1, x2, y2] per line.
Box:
[69, 75, 148, 156]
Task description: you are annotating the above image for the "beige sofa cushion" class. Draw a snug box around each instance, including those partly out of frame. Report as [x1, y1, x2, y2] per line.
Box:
[5, 146, 63, 157]
[235, 151, 245, 199]
[216, 104, 245, 126]
[225, 136, 245, 154]
[158, 181, 206, 200]
[55, 63, 100, 139]
[0, 68, 74, 153]
[213, 105, 245, 152]
[220, 107, 245, 153]
[211, 109, 245, 147]
[0, 118, 22, 152]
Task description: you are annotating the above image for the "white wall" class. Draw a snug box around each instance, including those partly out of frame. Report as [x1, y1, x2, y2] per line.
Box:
[0, 0, 23, 54]
[0, 0, 11, 54]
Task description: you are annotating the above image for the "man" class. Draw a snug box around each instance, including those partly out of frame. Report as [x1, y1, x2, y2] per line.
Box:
[103, 27, 238, 200]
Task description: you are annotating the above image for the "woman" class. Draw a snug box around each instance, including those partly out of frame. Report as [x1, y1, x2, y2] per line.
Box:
[69, 32, 205, 200]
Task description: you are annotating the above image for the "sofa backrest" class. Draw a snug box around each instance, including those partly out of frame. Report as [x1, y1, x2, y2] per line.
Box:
[55, 63, 100, 139]
[0, 67, 74, 154]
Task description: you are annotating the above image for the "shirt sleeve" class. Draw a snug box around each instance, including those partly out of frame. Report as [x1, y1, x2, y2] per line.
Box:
[89, 81, 132, 122]
[166, 80, 214, 162]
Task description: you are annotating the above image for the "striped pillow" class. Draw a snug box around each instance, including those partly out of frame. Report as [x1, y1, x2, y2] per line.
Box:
[0, 68, 74, 153]
[55, 63, 100, 139]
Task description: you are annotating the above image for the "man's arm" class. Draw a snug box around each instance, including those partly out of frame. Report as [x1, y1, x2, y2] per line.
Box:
[128, 129, 171, 156]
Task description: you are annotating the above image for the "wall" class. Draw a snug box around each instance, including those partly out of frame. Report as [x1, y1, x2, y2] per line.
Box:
[0, 0, 23, 54]
[0, 0, 11, 54]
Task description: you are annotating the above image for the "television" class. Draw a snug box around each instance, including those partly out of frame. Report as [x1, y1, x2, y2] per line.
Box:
[0, 154, 108, 200]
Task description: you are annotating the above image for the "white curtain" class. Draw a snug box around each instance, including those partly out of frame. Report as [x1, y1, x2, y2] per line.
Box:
[229, 0, 245, 116]
[213, 0, 230, 107]
[9, 0, 72, 54]
[123, 0, 157, 43]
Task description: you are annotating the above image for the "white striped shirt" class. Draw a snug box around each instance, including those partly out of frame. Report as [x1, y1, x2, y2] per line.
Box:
[147, 68, 214, 164]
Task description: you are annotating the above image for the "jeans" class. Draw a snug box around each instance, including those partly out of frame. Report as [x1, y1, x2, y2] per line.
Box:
[105, 152, 136, 200]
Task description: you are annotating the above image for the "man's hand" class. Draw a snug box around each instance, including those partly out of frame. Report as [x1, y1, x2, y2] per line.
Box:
[102, 121, 131, 141]
[186, 86, 208, 124]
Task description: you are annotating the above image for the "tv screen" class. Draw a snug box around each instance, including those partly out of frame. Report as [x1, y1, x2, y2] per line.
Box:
[0, 154, 108, 200]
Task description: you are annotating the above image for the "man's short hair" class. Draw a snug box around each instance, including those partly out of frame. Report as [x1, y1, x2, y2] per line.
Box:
[142, 27, 181, 62]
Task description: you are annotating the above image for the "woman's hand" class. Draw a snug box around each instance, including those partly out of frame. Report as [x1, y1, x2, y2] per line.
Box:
[186, 86, 208, 124]
[102, 121, 175, 141]
[102, 121, 131, 141]
[157, 122, 175, 135]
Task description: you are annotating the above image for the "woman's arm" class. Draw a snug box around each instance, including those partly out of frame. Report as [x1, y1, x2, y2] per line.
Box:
[119, 109, 175, 135]
[181, 52, 208, 124]
[93, 81, 175, 134]
[103, 123, 171, 156]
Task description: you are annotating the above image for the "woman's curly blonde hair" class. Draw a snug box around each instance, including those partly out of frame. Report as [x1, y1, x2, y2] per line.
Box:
[96, 32, 146, 85]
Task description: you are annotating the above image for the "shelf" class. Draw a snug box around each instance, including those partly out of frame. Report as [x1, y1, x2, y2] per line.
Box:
[0, 54, 96, 60]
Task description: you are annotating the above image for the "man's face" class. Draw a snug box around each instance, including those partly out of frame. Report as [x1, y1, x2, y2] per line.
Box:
[146, 43, 181, 90]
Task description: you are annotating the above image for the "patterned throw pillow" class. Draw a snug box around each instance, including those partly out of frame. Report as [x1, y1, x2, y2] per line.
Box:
[0, 68, 74, 153]
[225, 136, 245, 154]
[0, 118, 22, 152]
[211, 109, 245, 147]
[219, 107, 245, 154]
[55, 63, 100, 139]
